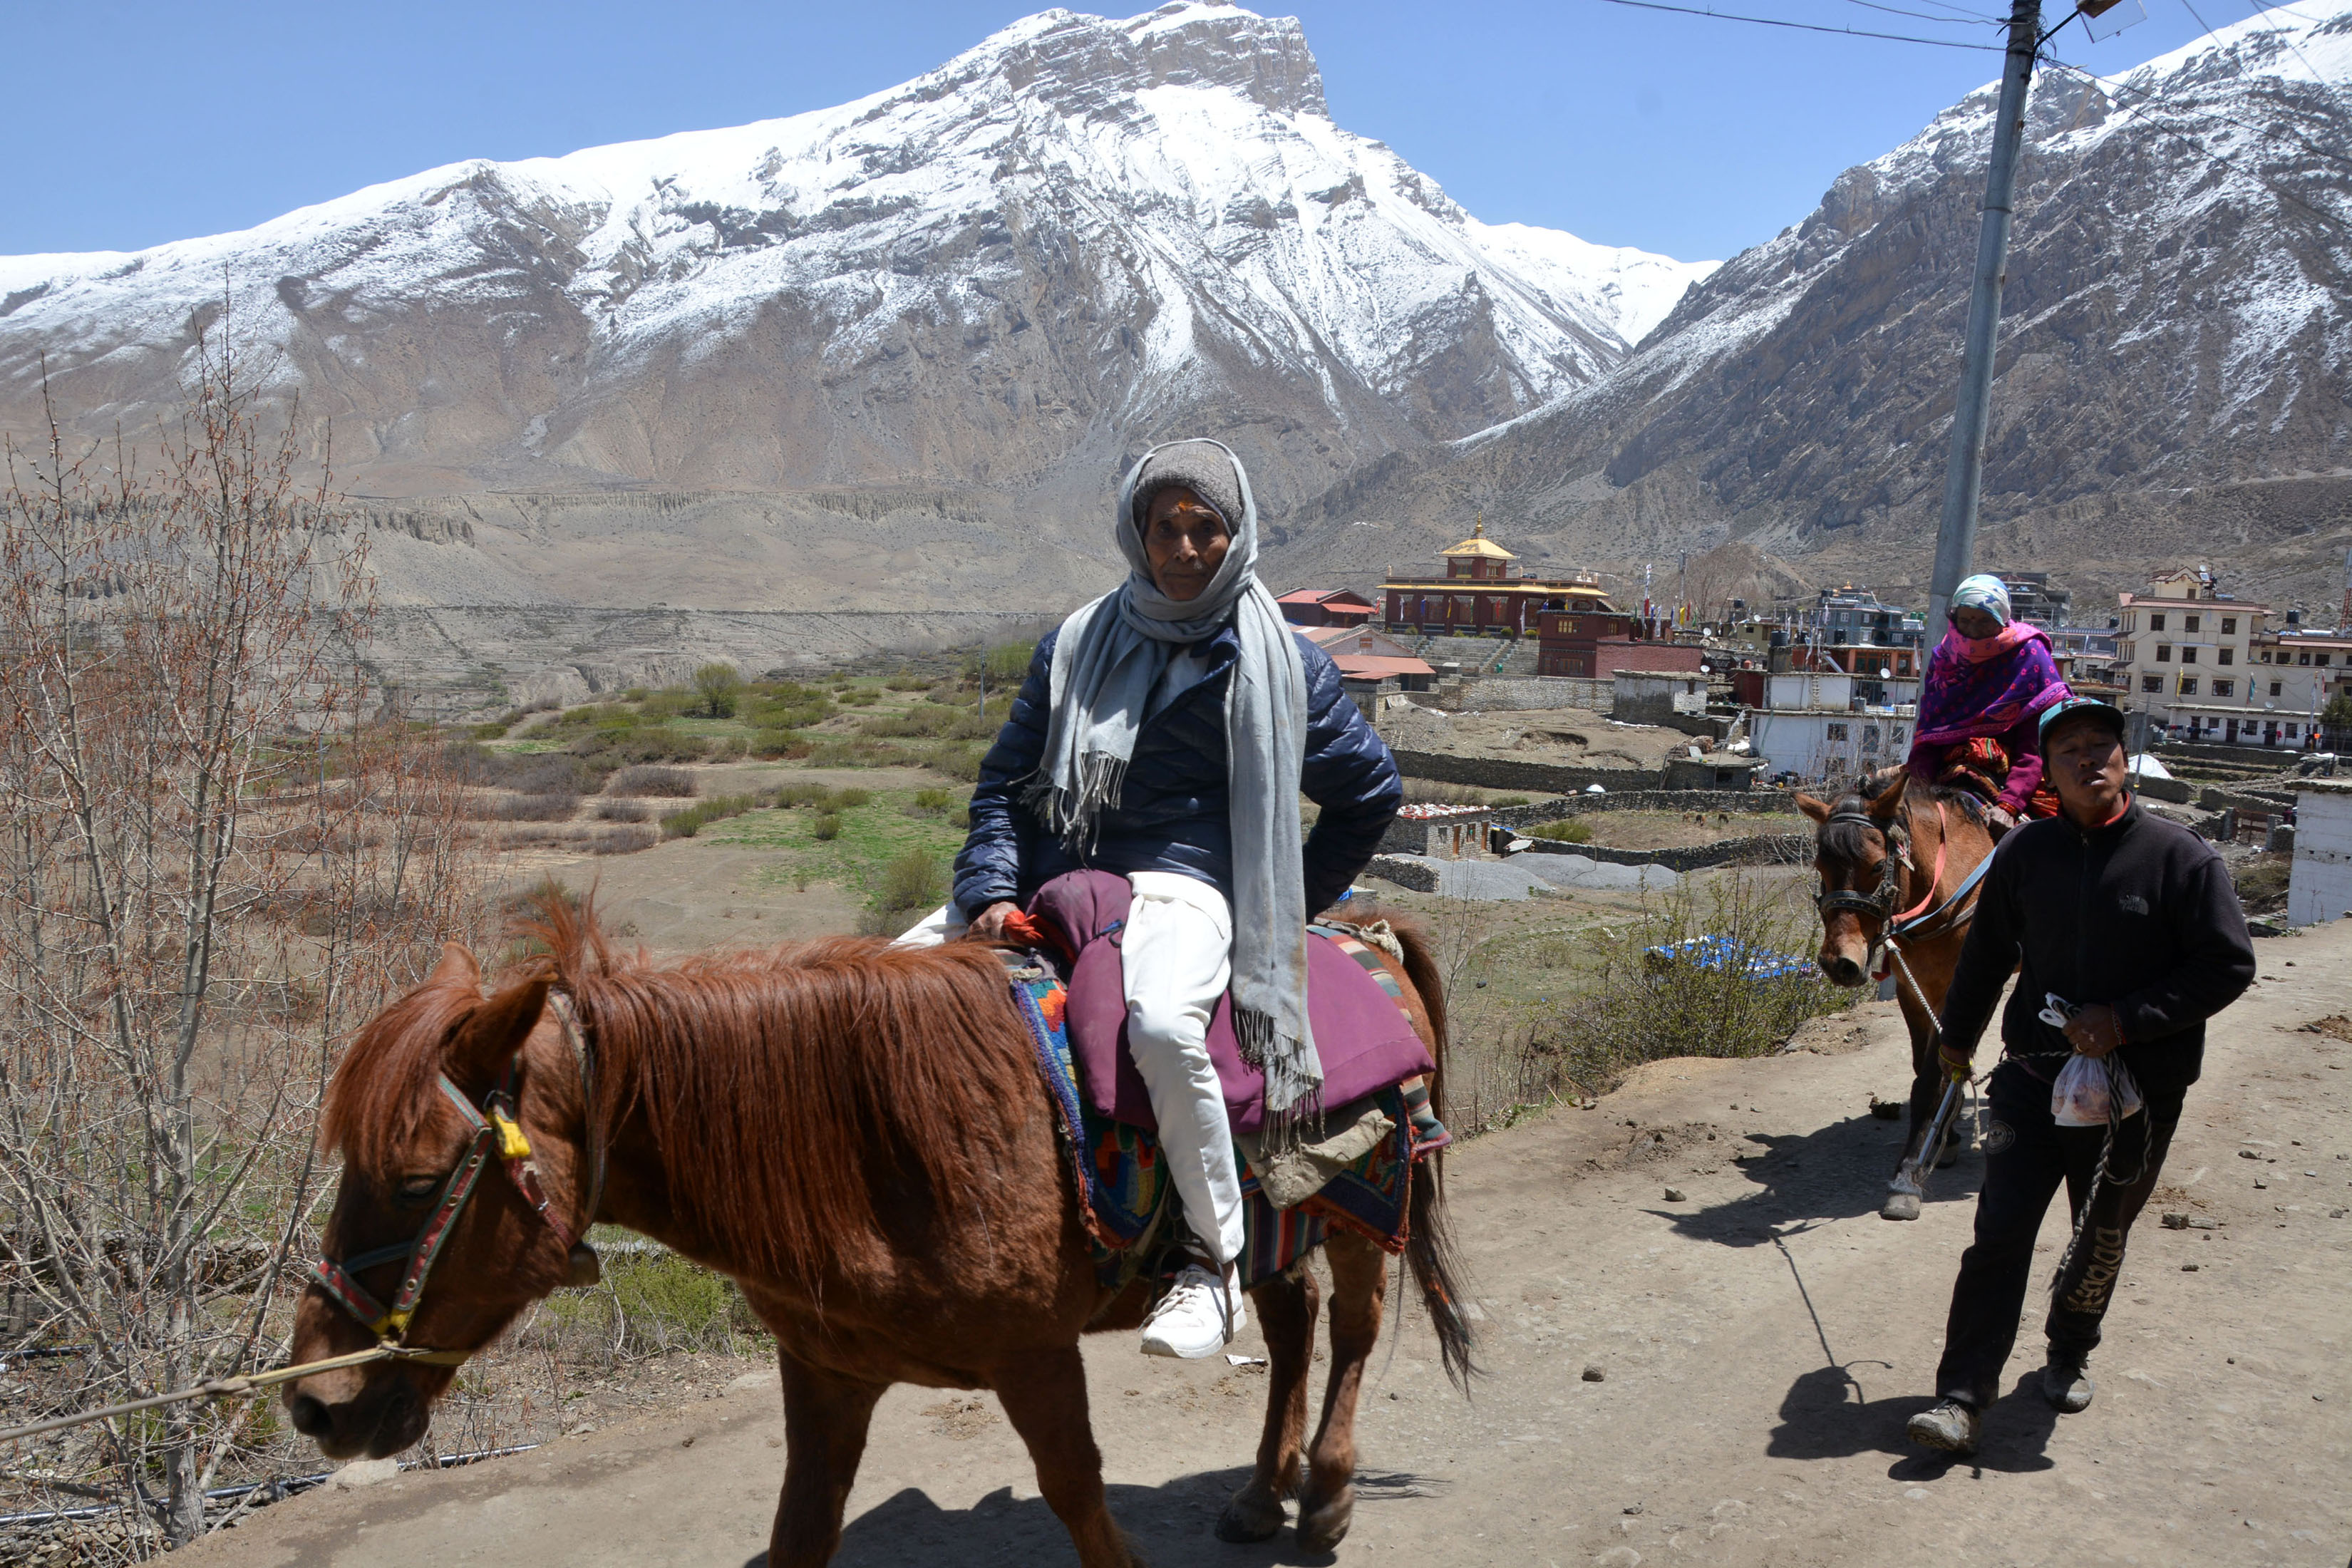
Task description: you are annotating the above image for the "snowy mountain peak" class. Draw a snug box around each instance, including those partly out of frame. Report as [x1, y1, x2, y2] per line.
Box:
[0, 4, 1710, 520]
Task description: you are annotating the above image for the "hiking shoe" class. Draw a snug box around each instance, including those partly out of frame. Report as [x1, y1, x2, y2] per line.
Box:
[1905, 1398, 1981, 1455]
[2042, 1353, 2095, 1413]
[1140, 1262, 1244, 1359]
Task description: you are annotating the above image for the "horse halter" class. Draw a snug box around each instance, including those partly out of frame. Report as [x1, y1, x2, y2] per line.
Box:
[1813, 807, 1920, 974]
[310, 991, 604, 1363]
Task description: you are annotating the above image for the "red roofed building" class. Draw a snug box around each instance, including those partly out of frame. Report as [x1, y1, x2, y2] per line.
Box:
[1274, 588, 1377, 627]
[1301, 624, 1436, 690]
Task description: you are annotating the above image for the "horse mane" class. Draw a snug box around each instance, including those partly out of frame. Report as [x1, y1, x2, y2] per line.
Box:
[516, 894, 1038, 1283]
[1817, 767, 1986, 867]
[321, 963, 483, 1179]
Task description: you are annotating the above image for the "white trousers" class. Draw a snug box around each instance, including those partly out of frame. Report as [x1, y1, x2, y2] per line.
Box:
[894, 872, 1244, 1265]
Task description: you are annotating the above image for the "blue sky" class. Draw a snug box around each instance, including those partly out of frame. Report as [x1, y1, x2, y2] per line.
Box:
[1, 0, 2274, 263]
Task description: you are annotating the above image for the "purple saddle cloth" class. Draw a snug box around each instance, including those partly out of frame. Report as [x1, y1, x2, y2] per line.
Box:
[1027, 870, 1434, 1137]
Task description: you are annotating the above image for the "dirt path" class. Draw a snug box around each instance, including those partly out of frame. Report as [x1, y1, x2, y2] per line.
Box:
[185, 926, 2352, 1567]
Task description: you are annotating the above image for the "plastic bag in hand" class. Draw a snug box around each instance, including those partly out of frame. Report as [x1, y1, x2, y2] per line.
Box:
[2051, 1053, 2145, 1128]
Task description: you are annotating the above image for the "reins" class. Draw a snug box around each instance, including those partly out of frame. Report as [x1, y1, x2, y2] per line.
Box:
[0, 989, 606, 1450]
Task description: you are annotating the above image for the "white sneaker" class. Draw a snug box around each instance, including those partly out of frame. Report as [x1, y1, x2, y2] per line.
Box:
[1139, 1262, 1244, 1359]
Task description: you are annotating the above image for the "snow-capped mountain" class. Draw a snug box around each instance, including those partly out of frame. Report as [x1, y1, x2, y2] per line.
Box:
[1274, 1, 2352, 616]
[0, 1, 1708, 569]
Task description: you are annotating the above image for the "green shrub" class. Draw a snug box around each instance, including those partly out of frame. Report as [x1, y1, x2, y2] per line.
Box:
[830, 788, 872, 809]
[637, 688, 698, 721]
[884, 674, 932, 691]
[1525, 818, 1593, 844]
[874, 848, 947, 917]
[749, 728, 808, 760]
[921, 740, 990, 782]
[838, 688, 881, 708]
[693, 663, 744, 718]
[858, 706, 994, 741]
[470, 721, 512, 741]
[661, 793, 763, 839]
[907, 786, 956, 815]
[773, 782, 836, 809]
[812, 810, 842, 842]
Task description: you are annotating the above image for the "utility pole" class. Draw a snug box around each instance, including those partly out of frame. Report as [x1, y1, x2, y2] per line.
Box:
[1924, 0, 2044, 646]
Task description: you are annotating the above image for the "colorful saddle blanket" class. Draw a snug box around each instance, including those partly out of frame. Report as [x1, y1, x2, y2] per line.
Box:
[1007, 959, 1429, 1291]
[1026, 870, 1436, 1136]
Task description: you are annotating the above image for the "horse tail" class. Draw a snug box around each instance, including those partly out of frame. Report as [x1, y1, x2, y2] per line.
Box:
[1384, 916, 1478, 1388]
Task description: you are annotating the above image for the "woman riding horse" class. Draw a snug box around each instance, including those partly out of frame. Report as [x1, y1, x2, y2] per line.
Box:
[898, 438, 1403, 1360]
[1907, 574, 2073, 833]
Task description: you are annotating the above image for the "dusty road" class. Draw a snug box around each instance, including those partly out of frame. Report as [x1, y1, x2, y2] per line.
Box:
[188, 924, 2352, 1567]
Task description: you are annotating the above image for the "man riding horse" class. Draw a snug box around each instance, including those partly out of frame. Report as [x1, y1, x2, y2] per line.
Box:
[897, 438, 1403, 1360]
[1907, 574, 2072, 833]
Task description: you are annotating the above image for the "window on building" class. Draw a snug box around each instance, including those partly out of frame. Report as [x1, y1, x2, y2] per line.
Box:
[2179, 676, 2199, 696]
[2156, 644, 2172, 662]
[2150, 613, 2166, 631]
[2142, 675, 2162, 693]
[1892, 726, 1908, 747]
[2218, 647, 2234, 666]
[2261, 650, 2273, 662]
[1826, 723, 1850, 741]
[2286, 723, 2300, 738]
[2182, 646, 2199, 664]
[2301, 651, 2313, 665]
[2222, 617, 2237, 634]
[2271, 681, 2284, 696]
[2185, 614, 2201, 633]
[2213, 679, 2233, 698]
[2319, 654, 2333, 667]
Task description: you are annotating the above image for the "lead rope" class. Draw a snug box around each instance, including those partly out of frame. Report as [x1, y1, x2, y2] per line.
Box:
[2045, 1056, 2155, 1307]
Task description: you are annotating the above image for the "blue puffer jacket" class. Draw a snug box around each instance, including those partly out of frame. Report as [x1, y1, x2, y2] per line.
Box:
[952, 624, 1403, 919]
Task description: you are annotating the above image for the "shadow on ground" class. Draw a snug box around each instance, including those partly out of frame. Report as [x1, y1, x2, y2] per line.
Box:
[1766, 1364, 2059, 1475]
[1648, 1113, 1981, 1247]
[744, 1468, 1442, 1567]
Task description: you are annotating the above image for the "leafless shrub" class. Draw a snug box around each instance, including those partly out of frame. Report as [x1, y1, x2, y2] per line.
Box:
[465, 790, 579, 822]
[593, 799, 650, 823]
[607, 765, 696, 798]
[0, 335, 491, 1548]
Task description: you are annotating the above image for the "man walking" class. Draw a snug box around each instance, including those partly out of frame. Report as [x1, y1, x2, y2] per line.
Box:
[1907, 697, 2254, 1455]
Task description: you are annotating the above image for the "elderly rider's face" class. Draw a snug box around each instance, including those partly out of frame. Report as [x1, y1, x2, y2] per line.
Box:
[1145, 487, 1231, 602]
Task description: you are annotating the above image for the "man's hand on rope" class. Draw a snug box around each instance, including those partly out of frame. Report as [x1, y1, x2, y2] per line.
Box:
[1938, 1044, 1974, 1083]
[967, 901, 1023, 942]
[2061, 1002, 2123, 1058]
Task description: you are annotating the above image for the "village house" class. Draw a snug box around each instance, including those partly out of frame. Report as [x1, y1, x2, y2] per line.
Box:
[2115, 567, 2278, 743]
[1274, 588, 1376, 627]
[1744, 670, 1919, 789]
[1532, 604, 1706, 678]
[1379, 521, 1611, 636]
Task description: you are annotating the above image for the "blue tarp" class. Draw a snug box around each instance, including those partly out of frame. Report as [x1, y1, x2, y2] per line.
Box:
[1643, 934, 1815, 982]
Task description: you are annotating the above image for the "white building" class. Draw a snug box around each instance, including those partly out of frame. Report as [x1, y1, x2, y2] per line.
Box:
[2287, 779, 2352, 927]
[2115, 568, 2272, 741]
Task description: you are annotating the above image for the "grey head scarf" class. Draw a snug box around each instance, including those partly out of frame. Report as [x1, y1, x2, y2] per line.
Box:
[1023, 439, 1321, 1138]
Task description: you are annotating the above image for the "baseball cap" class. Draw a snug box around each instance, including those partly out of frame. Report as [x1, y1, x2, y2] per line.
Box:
[2037, 696, 2127, 751]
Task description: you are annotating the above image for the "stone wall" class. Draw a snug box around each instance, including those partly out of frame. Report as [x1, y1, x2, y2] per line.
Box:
[1435, 676, 1613, 713]
[1517, 834, 1810, 872]
[1389, 749, 1659, 796]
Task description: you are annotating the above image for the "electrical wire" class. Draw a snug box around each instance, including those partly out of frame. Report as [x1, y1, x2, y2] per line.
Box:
[2239, 0, 2352, 112]
[1593, 0, 2008, 48]
[1841, 0, 2004, 26]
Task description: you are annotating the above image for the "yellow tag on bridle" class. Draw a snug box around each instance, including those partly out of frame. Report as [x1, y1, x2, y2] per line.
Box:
[490, 1109, 532, 1162]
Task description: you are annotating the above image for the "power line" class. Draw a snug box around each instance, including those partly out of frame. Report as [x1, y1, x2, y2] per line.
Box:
[1593, 0, 2008, 48]
[2239, 0, 2352, 113]
[1842, 0, 2005, 25]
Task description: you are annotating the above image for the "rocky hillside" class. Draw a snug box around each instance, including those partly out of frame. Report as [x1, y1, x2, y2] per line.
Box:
[1269, 2, 2352, 619]
[0, 2, 1706, 621]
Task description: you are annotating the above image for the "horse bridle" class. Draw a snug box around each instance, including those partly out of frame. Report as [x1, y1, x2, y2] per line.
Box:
[310, 990, 605, 1363]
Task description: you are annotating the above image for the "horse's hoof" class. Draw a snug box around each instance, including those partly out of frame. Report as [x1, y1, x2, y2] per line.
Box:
[1295, 1489, 1355, 1552]
[1214, 1487, 1286, 1544]
[1881, 1190, 1922, 1222]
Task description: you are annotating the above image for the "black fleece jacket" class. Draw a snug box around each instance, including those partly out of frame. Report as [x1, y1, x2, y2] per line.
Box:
[1937, 795, 2255, 1099]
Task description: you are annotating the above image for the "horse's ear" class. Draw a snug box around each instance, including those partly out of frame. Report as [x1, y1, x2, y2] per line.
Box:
[428, 943, 482, 991]
[447, 975, 551, 1079]
[1795, 793, 1832, 825]
[1868, 770, 1910, 819]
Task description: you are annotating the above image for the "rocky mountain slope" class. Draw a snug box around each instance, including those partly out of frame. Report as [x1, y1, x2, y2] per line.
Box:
[0, 2, 1707, 623]
[1269, 2, 2352, 619]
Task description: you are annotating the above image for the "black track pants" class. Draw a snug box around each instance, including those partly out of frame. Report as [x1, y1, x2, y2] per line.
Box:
[1931, 1058, 2182, 1409]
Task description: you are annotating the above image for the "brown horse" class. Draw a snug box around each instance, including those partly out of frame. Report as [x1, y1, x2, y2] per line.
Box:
[1797, 769, 1997, 1220]
[282, 899, 1472, 1565]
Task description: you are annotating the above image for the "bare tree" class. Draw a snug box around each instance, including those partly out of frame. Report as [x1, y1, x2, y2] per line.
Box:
[0, 335, 486, 1552]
